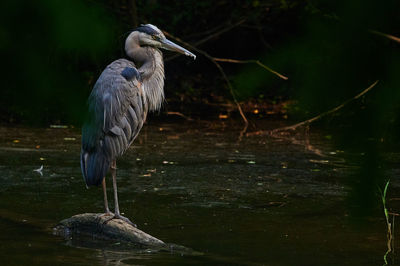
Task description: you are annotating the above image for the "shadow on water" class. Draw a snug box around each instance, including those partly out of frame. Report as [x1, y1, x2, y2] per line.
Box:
[0, 121, 397, 265]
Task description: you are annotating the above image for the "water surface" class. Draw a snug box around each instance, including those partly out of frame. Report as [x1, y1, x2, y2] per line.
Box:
[0, 121, 394, 265]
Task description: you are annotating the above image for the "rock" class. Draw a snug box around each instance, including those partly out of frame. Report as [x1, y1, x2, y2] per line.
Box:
[54, 213, 165, 248]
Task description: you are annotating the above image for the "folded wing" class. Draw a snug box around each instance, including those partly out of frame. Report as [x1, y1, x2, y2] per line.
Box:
[81, 59, 147, 186]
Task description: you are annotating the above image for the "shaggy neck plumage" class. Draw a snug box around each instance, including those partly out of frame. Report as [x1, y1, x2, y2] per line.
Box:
[125, 33, 165, 112]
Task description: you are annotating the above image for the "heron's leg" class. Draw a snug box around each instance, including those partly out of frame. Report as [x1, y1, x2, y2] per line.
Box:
[111, 160, 120, 216]
[102, 177, 112, 215]
[110, 160, 137, 227]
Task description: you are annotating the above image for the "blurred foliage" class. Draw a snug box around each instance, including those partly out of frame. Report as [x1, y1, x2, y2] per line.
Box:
[0, 0, 399, 220]
[0, 0, 118, 125]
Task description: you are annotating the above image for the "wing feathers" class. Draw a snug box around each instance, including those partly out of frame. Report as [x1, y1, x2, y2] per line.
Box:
[121, 117, 132, 141]
[81, 59, 146, 186]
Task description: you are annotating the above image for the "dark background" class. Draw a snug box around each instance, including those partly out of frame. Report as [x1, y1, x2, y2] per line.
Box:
[1, 0, 400, 218]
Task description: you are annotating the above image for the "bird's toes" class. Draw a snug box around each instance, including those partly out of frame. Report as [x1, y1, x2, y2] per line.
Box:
[99, 212, 115, 224]
[115, 214, 137, 228]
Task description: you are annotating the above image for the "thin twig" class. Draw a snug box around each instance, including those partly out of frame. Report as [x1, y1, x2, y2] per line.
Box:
[370, 30, 400, 44]
[213, 57, 288, 80]
[166, 111, 193, 121]
[271, 131, 324, 156]
[165, 19, 246, 62]
[183, 23, 228, 39]
[194, 19, 246, 47]
[270, 80, 379, 133]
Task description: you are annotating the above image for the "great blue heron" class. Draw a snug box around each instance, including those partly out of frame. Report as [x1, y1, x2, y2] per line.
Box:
[80, 24, 196, 226]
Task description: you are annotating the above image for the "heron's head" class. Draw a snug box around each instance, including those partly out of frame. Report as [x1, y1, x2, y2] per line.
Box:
[125, 24, 196, 60]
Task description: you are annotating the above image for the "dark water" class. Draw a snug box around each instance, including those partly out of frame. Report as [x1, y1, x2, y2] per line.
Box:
[0, 121, 395, 265]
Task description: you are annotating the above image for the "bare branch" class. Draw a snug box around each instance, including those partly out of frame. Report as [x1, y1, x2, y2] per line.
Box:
[246, 80, 379, 156]
[165, 19, 246, 62]
[166, 111, 193, 121]
[183, 23, 228, 39]
[370, 30, 400, 44]
[270, 80, 379, 133]
[213, 57, 288, 80]
[194, 19, 246, 47]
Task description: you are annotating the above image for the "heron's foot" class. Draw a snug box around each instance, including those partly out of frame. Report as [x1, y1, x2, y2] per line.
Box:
[102, 211, 114, 216]
[115, 213, 137, 228]
[99, 211, 115, 223]
[102, 213, 137, 228]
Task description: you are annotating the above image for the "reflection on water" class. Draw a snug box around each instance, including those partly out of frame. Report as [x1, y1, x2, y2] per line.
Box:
[0, 121, 393, 265]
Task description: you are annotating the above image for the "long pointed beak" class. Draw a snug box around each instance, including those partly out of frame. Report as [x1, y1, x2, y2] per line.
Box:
[161, 39, 196, 60]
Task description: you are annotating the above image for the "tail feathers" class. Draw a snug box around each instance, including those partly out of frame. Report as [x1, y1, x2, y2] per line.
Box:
[80, 150, 110, 186]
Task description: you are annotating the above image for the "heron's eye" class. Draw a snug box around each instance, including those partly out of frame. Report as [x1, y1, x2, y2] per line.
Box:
[152, 35, 158, 40]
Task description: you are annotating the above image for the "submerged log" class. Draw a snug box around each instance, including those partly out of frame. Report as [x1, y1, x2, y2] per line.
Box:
[54, 213, 165, 248]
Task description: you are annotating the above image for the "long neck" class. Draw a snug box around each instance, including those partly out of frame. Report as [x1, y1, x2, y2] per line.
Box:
[125, 34, 165, 112]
